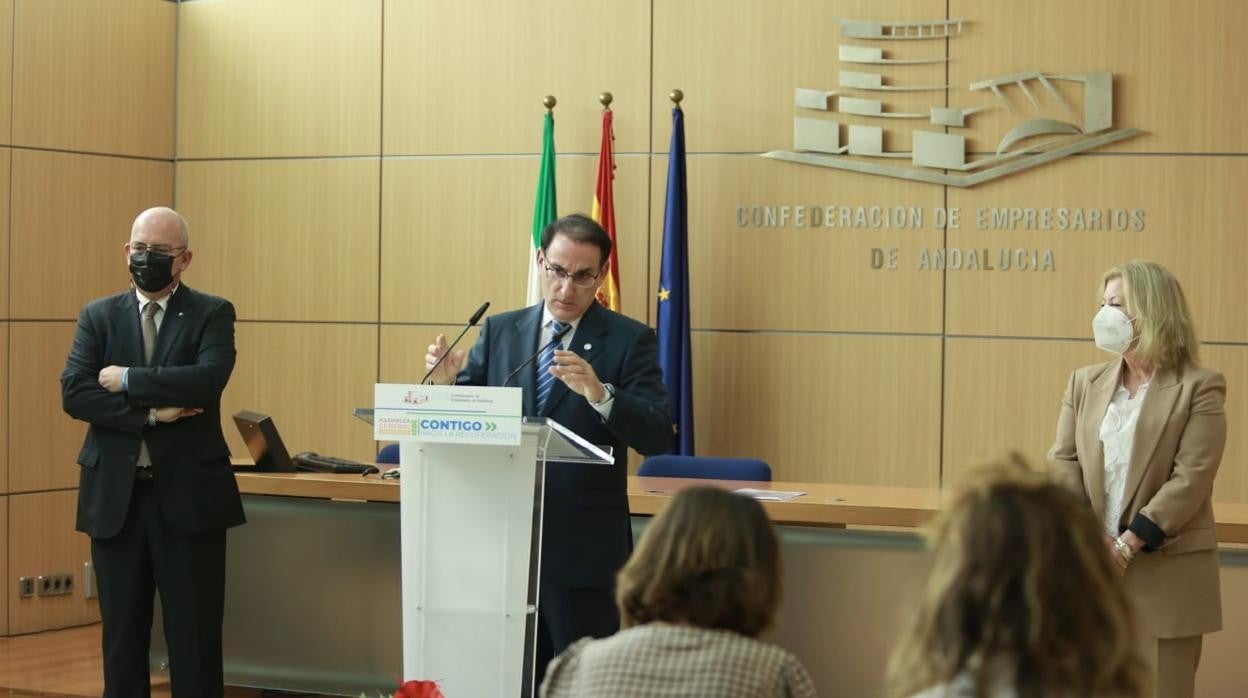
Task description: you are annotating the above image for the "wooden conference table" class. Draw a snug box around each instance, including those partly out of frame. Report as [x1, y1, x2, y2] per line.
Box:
[172, 470, 1247, 696]
[233, 470, 1248, 542]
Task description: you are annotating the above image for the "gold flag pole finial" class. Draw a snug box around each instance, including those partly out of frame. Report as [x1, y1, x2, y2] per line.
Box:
[669, 89, 684, 109]
[599, 92, 613, 110]
[543, 95, 557, 111]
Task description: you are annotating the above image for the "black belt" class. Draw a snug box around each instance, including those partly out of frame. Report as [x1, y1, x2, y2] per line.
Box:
[135, 467, 154, 481]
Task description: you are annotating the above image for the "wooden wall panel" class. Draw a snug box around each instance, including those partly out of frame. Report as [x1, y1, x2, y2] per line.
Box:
[177, 159, 381, 323]
[8, 322, 80, 494]
[0, 496, 7, 635]
[8, 490, 99, 634]
[649, 155, 945, 333]
[11, 0, 174, 158]
[0, 148, 8, 317]
[951, 0, 1248, 154]
[177, 0, 381, 159]
[945, 340, 1248, 504]
[946, 157, 1248, 342]
[379, 325, 482, 386]
[383, 0, 650, 156]
[1203, 345, 1248, 505]
[9, 150, 173, 320]
[942, 338, 1104, 486]
[0, 323, 7, 495]
[652, 0, 947, 153]
[0, 0, 11, 145]
[693, 332, 942, 487]
[381, 156, 651, 324]
[221, 323, 378, 464]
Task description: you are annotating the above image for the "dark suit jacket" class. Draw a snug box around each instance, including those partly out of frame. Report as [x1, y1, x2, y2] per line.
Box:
[1048, 359, 1225, 637]
[458, 302, 671, 587]
[61, 285, 245, 540]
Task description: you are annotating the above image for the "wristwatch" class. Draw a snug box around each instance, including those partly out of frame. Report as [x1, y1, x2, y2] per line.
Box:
[1114, 536, 1136, 563]
[147, 408, 157, 426]
[591, 383, 616, 407]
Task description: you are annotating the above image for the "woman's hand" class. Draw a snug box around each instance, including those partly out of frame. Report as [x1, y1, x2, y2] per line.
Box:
[1120, 530, 1146, 555]
[1105, 535, 1130, 574]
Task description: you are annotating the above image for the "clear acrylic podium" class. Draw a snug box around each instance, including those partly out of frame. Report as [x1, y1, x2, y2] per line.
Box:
[363, 401, 612, 697]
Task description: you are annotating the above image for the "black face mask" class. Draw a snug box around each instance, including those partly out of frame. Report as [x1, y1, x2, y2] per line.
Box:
[129, 251, 177, 293]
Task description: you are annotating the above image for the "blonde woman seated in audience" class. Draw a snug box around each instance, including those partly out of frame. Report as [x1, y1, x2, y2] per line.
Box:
[887, 456, 1149, 698]
[540, 486, 817, 697]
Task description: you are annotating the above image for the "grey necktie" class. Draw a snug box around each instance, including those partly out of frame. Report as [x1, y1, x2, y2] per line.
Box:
[142, 301, 160, 365]
[138, 302, 160, 468]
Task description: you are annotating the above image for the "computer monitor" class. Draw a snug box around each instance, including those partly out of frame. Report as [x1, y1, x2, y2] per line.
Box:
[231, 410, 295, 472]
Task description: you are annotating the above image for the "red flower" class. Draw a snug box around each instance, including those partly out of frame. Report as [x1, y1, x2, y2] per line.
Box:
[394, 679, 445, 698]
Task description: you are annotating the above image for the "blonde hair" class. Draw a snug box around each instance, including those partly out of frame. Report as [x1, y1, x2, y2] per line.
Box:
[616, 487, 780, 637]
[887, 455, 1148, 698]
[1102, 260, 1199, 369]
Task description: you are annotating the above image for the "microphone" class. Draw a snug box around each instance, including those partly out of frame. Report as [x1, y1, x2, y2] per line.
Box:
[504, 322, 573, 386]
[421, 301, 490, 385]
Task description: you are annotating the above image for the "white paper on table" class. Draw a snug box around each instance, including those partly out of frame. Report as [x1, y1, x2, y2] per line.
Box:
[734, 488, 806, 502]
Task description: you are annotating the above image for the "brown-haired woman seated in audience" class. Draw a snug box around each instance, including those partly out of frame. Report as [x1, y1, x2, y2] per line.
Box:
[540, 486, 817, 697]
[887, 456, 1149, 698]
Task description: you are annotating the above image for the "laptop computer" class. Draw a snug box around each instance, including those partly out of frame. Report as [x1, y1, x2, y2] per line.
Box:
[231, 410, 296, 472]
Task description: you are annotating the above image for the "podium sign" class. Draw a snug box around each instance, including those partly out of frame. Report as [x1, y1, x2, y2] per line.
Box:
[373, 383, 522, 445]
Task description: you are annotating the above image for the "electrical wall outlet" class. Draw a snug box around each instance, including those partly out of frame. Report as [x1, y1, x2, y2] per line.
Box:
[34, 573, 75, 597]
[18, 576, 35, 598]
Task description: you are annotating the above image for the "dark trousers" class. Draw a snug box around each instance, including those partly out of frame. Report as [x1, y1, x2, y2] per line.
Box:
[534, 583, 619, 686]
[91, 477, 227, 698]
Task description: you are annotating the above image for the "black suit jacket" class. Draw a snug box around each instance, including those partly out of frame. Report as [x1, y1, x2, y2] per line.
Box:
[61, 285, 245, 539]
[458, 302, 671, 587]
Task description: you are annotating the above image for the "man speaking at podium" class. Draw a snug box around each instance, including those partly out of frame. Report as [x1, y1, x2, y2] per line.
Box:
[424, 213, 671, 679]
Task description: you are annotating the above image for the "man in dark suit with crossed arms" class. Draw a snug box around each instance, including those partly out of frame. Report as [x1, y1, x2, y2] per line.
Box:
[424, 213, 671, 680]
[62, 206, 244, 697]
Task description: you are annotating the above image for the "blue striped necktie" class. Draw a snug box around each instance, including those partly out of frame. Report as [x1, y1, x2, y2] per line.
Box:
[535, 320, 568, 413]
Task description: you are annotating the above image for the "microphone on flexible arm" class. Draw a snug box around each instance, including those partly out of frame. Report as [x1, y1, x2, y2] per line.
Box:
[504, 322, 574, 387]
[421, 301, 490, 385]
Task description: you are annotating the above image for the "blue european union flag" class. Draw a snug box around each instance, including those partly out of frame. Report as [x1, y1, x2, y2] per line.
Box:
[657, 106, 694, 455]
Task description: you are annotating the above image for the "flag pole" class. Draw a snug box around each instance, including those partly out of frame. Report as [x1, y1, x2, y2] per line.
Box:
[658, 88, 693, 455]
[528, 95, 558, 306]
[592, 91, 621, 311]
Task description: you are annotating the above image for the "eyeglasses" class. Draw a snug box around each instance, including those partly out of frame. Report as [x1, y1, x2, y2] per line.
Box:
[543, 263, 601, 289]
[129, 242, 186, 257]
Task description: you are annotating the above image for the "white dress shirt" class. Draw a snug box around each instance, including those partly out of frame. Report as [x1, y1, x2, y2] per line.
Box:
[1099, 382, 1149, 538]
[540, 307, 614, 418]
[122, 285, 178, 391]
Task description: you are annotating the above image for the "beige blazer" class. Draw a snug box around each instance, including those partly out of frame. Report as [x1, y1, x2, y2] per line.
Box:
[1048, 359, 1226, 638]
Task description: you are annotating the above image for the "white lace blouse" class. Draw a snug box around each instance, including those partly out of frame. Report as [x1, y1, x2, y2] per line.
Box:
[1099, 382, 1149, 538]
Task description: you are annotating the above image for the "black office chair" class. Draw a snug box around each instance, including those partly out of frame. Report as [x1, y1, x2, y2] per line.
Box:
[377, 443, 401, 465]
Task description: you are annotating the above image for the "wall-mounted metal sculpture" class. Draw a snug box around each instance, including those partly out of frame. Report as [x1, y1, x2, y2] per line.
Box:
[764, 18, 1143, 187]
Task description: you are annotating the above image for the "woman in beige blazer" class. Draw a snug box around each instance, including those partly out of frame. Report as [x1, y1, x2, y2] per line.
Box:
[1048, 260, 1226, 698]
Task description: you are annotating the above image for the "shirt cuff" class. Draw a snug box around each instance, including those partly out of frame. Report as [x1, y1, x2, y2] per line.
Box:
[1128, 513, 1166, 552]
[590, 383, 615, 420]
[121, 367, 130, 392]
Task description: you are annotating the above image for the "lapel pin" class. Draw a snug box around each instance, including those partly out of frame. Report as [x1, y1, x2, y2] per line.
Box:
[583, 343, 592, 351]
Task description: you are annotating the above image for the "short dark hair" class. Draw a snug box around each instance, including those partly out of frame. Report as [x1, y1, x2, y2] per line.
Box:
[616, 487, 781, 637]
[540, 213, 611, 267]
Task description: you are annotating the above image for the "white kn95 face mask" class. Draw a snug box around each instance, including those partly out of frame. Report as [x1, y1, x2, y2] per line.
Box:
[1092, 305, 1135, 355]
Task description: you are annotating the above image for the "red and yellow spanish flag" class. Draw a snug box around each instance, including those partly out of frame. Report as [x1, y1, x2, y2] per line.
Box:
[592, 108, 621, 311]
